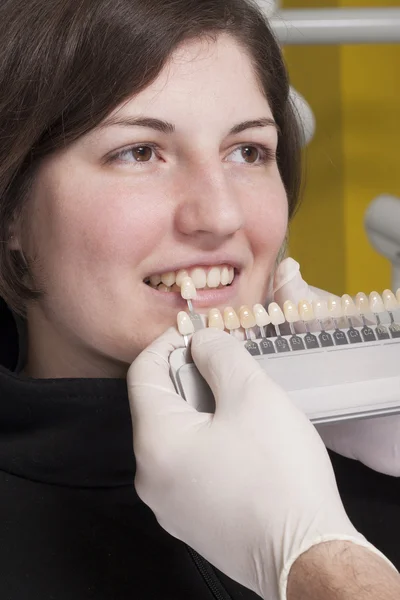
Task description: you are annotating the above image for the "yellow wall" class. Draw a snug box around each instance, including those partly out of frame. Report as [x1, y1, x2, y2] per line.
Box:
[283, 0, 400, 295]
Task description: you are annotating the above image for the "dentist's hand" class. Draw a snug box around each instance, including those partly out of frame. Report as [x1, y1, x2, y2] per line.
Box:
[273, 257, 400, 477]
[128, 327, 382, 600]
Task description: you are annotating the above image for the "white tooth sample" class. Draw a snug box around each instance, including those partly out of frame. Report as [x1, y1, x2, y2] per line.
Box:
[176, 270, 188, 287]
[239, 305, 256, 329]
[355, 292, 369, 314]
[327, 296, 342, 319]
[267, 302, 285, 326]
[253, 304, 271, 327]
[161, 271, 176, 287]
[157, 284, 171, 292]
[369, 291, 385, 314]
[190, 268, 207, 289]
[220, 266, 230, 286]
[180, 276, 197, 300]
[223, 306, 240, 331]
[298, 299, 314, 322]
[208, 308, 224, 330]
[312, 298, 329, 320]
[177, 311, 195, 336]
[150, 274, 161, 286]
[228, 267, 235, 284]
[283, 300, 300, 323]
[341, 294, 358, 317]
[382, 289, 399, 311]
[207, 267, 221, 288]
[397, 289, 400, 303]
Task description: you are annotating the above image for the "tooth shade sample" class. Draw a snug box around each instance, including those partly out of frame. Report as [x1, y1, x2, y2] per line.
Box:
[190, 268, 207, 289]
[341, 294, 358, 317]
[355, 292, 369, 314]
[223, 306, 240, 330]
[312, 298, 329, 320]
[207, 267, 221, 288]
[150, 274, 162, 286]
[298, 300, 314, 322]
[382, 289, 399, 311]
[239, 305, 257, 329]
[208, 308, 224, 330]
[267, 302, 285, 326]
[253, 304, 271, 327]
[161, 271, 175, 287]
[327, 296, 342, 318]
[397, 289, 400, 303]
[369, 291, 385, 314]
[157, 284, 171, 292]
[283, 300, 300, 323]
[175, 270, 188, 287]
[177, 311, 195, 336]
[220, 266, 230, 286]
[180, 276, 197, 300]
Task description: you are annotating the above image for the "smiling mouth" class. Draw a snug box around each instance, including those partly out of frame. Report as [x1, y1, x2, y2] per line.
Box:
[144, 264, 236, 292]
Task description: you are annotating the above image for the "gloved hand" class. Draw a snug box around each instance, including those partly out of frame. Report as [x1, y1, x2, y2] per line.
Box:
[128, 327, 387, 600]
[273, 257, 400, 478]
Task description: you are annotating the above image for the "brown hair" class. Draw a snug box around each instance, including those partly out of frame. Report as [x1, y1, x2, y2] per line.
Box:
[0, 0, 302, 315]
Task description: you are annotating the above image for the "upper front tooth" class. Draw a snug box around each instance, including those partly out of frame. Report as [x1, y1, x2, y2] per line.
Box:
[176, 270, 188, 287]
[220, 266, 230, 286]
[207, 267, 221, 288]
[190, 268, 207, 289]
[228, 267, 234, 284]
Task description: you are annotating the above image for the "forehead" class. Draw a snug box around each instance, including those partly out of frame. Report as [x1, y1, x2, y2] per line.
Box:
[105, 34, 272, 124]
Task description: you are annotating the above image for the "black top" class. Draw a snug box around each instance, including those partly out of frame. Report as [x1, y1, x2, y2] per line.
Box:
[0, 298, 398, 599]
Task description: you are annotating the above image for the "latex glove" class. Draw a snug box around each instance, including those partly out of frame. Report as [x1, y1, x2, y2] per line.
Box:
[128, 327, 386, 600]
[273, 257, 400, 478]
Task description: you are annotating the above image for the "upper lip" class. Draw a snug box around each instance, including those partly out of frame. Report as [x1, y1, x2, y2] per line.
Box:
[143, 256, 245, 279]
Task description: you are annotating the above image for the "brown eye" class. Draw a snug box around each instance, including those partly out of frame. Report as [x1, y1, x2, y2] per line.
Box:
[132, 146, 153, 162]
[241, 146, 259, 163]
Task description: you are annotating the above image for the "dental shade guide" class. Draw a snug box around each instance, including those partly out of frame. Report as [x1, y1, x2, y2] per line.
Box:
[170, 290, 400, 425]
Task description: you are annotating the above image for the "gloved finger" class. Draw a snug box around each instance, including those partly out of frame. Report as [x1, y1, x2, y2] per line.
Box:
[128, 327, 196, 423]
[190, 327, 276, 413]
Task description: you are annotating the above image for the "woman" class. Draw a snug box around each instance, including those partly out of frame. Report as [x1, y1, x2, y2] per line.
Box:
[0, 0, 397, 598]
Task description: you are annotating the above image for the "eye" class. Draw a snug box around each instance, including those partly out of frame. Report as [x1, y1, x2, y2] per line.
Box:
[107, 144, 158, 164]
[226, 144, 275, 165]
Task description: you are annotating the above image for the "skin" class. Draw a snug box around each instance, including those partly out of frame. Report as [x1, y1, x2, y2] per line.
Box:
[16, 34, 288, 379]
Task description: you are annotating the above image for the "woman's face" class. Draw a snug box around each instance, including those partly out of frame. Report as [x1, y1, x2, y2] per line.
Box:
[22, 34, 288, 378]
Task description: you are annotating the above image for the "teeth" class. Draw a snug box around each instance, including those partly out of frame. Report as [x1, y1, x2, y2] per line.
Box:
[223, 306, 240, 331]
[176, 270, 189, 287]
[355, 292, 369, 314]
[161, 272, 175, 287]
[267, 302, 285, 326]
[382, 289, 398, 312]
[327, 296, 342, 319]
[220, 266, 230, 286]
[180, 276, 197, 300]
[283, 300, 300, 323]
[239, 305, 256, 329]
[253, 304, 271, 327]
[190, 268, 207, 289]
[207, 267, 221, 289]
[312, 298, 329, 320]
[150, 274, 162, 286]
[341, 294, 358, 317]
[177, 311, 195, 336]
[298, 299, 314, 322]
[208, 308, 225, 330]
[147, 264, 235, 290]
[157, 283, 171, 292]
[369, 291, 385, 314]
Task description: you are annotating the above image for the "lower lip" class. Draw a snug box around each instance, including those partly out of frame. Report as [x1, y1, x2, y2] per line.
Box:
[144, 276, 240, 310]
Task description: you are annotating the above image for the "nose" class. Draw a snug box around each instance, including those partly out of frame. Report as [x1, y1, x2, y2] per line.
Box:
[174, 163, 244, 243]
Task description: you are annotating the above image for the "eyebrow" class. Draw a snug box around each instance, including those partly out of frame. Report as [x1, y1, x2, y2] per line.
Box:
[98, 116, 279, 135]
